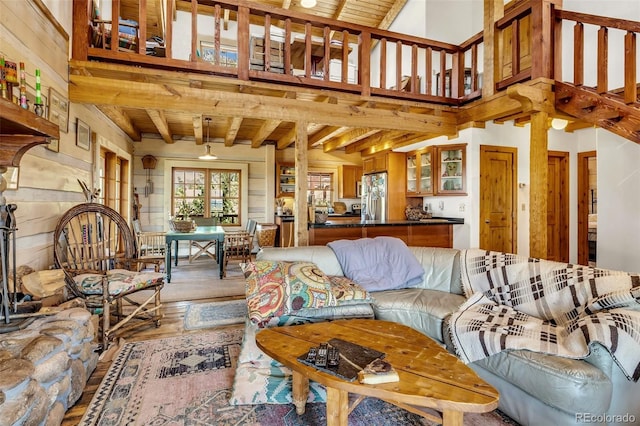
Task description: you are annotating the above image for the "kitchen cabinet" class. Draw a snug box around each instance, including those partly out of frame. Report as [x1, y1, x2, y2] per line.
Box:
[406, 147, 433, 196]
[338, 165, 362, 199]
[436, 144, 466, 195]
[362, 152, 406, 220]
[276, 162, 295, 197]
[274, 215, 294, 247]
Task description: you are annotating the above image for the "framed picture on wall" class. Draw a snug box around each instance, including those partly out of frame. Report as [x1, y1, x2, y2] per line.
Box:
[48, 88, 69, 133]
[46, 138, 59, 152]
[76, 119, 91, 150]
[5, 166, 19, 190]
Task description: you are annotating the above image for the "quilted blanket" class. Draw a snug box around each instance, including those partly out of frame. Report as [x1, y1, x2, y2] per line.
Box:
[449, 249, 640, 381]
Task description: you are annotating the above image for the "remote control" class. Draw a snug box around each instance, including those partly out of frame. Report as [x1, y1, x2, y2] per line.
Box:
[328, 346, 340, 366]
[315, 343, 328, 367]
[306, 347, 318, 363]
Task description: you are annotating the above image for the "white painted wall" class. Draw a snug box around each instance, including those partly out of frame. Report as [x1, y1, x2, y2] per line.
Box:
[595, 131, 640, 272]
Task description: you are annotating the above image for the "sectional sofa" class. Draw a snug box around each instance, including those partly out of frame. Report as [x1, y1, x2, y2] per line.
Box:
[250, 244, 640, 426]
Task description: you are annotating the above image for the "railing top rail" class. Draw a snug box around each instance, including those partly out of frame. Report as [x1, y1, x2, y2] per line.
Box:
[459, 31, 483, 51]
[556, 9, 640, 33]
[496, 0, 532, 30]
[200, 0, 460, 52]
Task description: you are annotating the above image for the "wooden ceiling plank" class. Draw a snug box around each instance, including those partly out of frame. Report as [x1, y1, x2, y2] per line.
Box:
[308, 126, 347, 147]
[99, 106, 141, 141]
[345, 130, 404, 153]
[193, 114, 203, 145]
[251, 119, 282, 148]
[276, 127, 297, 150]
[70, 74, 458, 134]
[323, 128, 379, 152]
[225, 116, 243, 146]
[147, 109, 174, 144]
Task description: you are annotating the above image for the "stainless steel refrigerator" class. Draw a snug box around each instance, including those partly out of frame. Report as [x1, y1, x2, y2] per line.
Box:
[361, 172, 387, 221]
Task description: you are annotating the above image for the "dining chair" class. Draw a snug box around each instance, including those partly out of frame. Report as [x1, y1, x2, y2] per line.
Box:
[222, 231, 253, 277]
[54, 203, 164, 349]
[132, 219, 166, 272]
[189, 217, 219, 263]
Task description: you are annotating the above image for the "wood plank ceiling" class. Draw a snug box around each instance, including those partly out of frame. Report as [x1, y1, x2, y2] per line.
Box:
[76, 0, 461, 155]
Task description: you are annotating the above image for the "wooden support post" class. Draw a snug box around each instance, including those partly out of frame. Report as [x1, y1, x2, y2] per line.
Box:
[294, 121, 309, 247]
[483, 0, 504, 98]
[359, 32, 371, 96]
[529, 111, 549, 259]
[237, 6, 250, 80]
[72, 0, 90, 60]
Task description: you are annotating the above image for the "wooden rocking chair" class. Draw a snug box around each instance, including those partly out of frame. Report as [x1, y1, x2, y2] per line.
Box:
[53, 203, 164, 349]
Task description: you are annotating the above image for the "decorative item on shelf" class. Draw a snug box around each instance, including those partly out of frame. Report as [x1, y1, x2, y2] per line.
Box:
[33, 69, 43, 116]
[275, 197, 285, 215]
[19, 62, 27, 109]
[315, 211, 328, 224]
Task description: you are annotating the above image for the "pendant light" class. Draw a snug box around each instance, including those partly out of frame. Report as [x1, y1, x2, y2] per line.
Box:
[199, 118, 218, 160]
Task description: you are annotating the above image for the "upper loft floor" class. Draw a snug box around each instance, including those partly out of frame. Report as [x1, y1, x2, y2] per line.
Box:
[69, 0, 640, 153]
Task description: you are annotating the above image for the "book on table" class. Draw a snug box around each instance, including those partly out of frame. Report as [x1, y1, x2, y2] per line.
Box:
[297, 338, 398, 384]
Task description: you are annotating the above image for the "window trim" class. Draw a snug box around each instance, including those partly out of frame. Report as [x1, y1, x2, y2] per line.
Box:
[163, 159, 249, 230]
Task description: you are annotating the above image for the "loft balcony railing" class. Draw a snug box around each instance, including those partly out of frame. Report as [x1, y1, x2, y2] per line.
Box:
[72, 0, 483, 106]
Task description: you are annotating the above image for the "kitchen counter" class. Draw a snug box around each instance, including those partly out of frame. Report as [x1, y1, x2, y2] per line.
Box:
[308, 217, 463, 248]
[309, 217, 464, 228]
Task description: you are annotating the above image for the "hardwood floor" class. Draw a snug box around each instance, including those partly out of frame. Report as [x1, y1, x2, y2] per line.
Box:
[61, 258, 246, 425]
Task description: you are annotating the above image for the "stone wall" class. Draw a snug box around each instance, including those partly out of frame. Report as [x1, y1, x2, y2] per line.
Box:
[0, 307, 98, 425]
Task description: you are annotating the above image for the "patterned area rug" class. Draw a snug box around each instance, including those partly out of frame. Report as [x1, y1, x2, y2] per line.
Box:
[183, 299, 248, 330]
[80, 327, 520, 425]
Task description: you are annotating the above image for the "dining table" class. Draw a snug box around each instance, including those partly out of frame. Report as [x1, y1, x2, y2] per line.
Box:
[164, 225, 226, 281]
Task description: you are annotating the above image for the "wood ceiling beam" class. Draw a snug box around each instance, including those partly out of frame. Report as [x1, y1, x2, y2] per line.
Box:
[345, 130, 404, 154]
[147, 109, 173, 144]
[193, 114, 203, 145]
[252, 119, 282, 148]
[308, 126, 346, 148]
[225, 116, 243, 146]
[98, 106, 141, 141]
[323, 128, 379, 152]
[69, 75, 458, 134]
[276, 127, 297, 150]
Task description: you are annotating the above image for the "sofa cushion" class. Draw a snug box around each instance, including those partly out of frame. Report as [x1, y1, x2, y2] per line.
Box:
[472, 349, 612, 416]
[328, 275, 372, 305]
[258, 246, 344, 276]
[407, 247, 463, 294]
[242, 260, 337, 326]
[371, 288, 465, 343]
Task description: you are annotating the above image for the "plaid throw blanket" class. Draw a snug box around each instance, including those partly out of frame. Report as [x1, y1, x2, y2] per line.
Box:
[449, 249, 640, 381]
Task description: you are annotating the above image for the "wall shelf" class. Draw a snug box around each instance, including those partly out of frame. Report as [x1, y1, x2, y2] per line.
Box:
[0, 98, 60, 167]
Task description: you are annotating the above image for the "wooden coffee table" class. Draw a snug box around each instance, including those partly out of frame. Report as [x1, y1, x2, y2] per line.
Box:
[255, 319, 499, 426]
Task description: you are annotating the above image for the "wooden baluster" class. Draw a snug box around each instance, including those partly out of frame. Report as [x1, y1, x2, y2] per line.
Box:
[471, 44, 478, 92]
[380, 38, 387, 89]
[425, 46, 432, 95]
[624, 31, 637, 104]
[553, 10, 562, 81]
[323, 26, 330, 82]
[411, 44, 418, 93]
[237, 6, 250, 80]
[214, 5, 221, 66]
[265, 14, 272, 72]
[284, 19, 292, 75]
[111, 0, 120, 52]
[511, 19, 520, 77]
[165, 0, 173, 58]
[342, 30, 349, 84]
[359, 31, 371, 96]
[451, 51, 461, 99]
[597, 27, 608, 94]
[439, 50, 446, 97]
[72, 0, 89, 60]
[395, 41, 402, 91]
[573, 22, 584, 86]
[305, 23, 312, 79]
[190, 0, 197, 63]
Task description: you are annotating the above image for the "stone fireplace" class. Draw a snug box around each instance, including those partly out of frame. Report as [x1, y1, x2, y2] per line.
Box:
[0, 307, 98, 425]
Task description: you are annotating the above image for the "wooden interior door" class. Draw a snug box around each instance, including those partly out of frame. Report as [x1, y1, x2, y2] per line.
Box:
[547, 151, 569, 262]
[577, 151, 597, 265]
[480, 146, 517, 253]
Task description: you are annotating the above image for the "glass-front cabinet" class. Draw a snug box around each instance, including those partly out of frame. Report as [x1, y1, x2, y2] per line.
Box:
[276, 162, 295, 197]
[436, 144, 466, 194]
[406, 147, 433, 196]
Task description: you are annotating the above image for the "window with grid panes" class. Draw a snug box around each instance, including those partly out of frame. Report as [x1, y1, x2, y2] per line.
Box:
[307, 172, 333, 205]
[172, 167, 241, 225]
